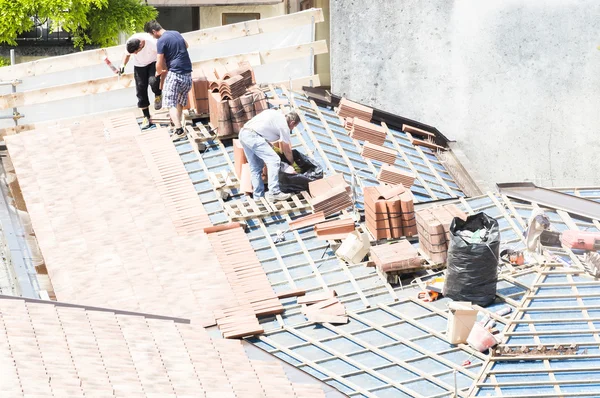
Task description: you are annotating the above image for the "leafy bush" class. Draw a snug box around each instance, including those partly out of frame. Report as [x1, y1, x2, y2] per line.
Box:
[0, 0, 157, 49]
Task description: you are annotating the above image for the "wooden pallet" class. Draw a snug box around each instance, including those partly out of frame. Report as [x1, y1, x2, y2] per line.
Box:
[269, 191, 311, 215]
[224, 191, 311, 221]
[186, 124, 216, 143]
[224, 197, 273, 221]
[208, 170, 239, 190]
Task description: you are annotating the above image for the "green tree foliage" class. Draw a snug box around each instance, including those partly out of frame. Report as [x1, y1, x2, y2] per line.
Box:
[0, 0, 157, 49]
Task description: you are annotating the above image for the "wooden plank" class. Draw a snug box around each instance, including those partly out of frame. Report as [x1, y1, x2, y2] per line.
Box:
[275, 75, 321, 90]
[1, 8, 324, 80]
[0, 42, 327, 110]
[305, 313, 348, 324]
[260, 40, 328, 63]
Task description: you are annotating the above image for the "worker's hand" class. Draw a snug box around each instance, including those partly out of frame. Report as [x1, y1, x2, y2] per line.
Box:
[118, 66, 125, 75]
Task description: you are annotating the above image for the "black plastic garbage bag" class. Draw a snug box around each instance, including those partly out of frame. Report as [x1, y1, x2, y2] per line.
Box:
[443, 212, 500, 307]
[278, 149, 323, 194]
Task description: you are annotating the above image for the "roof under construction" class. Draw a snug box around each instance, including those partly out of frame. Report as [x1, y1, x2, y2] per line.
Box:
[0, 8, 599, 398]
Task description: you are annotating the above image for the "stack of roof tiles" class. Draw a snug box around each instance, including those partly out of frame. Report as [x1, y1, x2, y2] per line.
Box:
[309, 174, 353, 217]
[207, 226, 284, 338]
[361, 142, 397, 164]
[298, 290, 348, 324]
[310, 186, 353, 217]
[208, 63, 268, 137]
[184, 70, 209, 115]
[347, 118, 387, 146]
[371, 239, 422, 273]
[288, 211, 326, 231]
[377, 164, 416, 187]
[314, 217, 355, 240]
[364, 185, 417, 240]
[336, 97, 373, 121]
[219, 75, 248, 100]
[308, 173, 351, 197]
[415, 204, 467, 264]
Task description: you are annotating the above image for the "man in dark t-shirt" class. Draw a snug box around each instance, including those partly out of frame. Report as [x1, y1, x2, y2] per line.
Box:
[144, 20, 193, 141]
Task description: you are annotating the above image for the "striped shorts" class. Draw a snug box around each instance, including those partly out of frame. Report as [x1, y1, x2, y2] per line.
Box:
[162, 71, 192, 108]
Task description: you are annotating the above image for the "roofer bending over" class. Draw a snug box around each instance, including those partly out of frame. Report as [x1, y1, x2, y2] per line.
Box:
[121, 32, 162, 130]
[144, 20, 192, 141]
[240, 110, 301, 202]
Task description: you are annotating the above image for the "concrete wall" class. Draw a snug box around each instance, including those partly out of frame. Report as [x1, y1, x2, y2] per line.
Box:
[331, 1, 600, 187]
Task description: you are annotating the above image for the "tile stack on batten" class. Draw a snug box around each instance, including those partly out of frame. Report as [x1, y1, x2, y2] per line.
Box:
[415, 204, 467, 264]
[364, 185, 417, 240]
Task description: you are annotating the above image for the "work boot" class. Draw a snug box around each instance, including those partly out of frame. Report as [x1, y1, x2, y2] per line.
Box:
[140, 117, 151, 130]
[154, 95, 162, 110]
[266, 192, 291, 202]
[171, 128, 186, 142]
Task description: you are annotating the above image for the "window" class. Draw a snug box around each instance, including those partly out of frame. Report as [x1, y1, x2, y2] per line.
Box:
[222, 13, 260, 26]
[300, 0, 314, 10]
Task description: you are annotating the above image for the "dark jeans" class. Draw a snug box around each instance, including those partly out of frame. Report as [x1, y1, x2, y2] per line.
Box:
[134, 62, 162, 109]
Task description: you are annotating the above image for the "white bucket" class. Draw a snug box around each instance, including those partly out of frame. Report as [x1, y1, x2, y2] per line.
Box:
[467, 322, 498, 352]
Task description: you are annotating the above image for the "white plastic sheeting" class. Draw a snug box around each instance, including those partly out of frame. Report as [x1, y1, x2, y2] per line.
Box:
[0, 24, 313, 128]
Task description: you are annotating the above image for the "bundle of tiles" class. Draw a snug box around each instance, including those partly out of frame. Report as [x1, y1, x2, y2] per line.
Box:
[370, 239, 422, 273]
[361, 142, 397, 164]
[308, 173, 351, 197]
[314, 218, 355, 240]
[310, 186, 353, 217]
[336, 98, 373, 121]
[208, 64, 268, 137]
[347, 118, 387, 146]
[363, 184, 416, 240]
[298, 290, 348, 324]
[183, 70, 209, 115]
[377, 165, 415, 188]
[415, 204, 467, 264]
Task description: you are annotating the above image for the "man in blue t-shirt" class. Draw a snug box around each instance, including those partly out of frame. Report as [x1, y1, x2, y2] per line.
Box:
[144, 20, 193, 141]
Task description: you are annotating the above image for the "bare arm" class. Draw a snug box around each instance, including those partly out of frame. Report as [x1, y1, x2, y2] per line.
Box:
[156, 53, 167, 76]
[121, 54, 130, 67]
[185, 40, 189, 49]
[280, 141, 294, 165]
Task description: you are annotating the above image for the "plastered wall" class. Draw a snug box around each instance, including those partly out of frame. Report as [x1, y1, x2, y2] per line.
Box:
[331, 1, 600, 187]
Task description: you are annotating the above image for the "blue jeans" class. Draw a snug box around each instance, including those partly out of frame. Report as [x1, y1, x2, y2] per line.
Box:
[239, 128, 282, 198]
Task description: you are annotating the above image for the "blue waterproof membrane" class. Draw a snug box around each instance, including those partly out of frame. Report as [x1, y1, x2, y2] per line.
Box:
[475, 272, 600, 396]
[171, 89, 600, 397]
[282, 91, 463, 203]
[260, 300, 491, 397]
[555, 187, 600, 203]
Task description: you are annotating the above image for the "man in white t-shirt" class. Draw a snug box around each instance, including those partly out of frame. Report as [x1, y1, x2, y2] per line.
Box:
[121, 33, 161, 129]
[239, 109, 301, 202]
